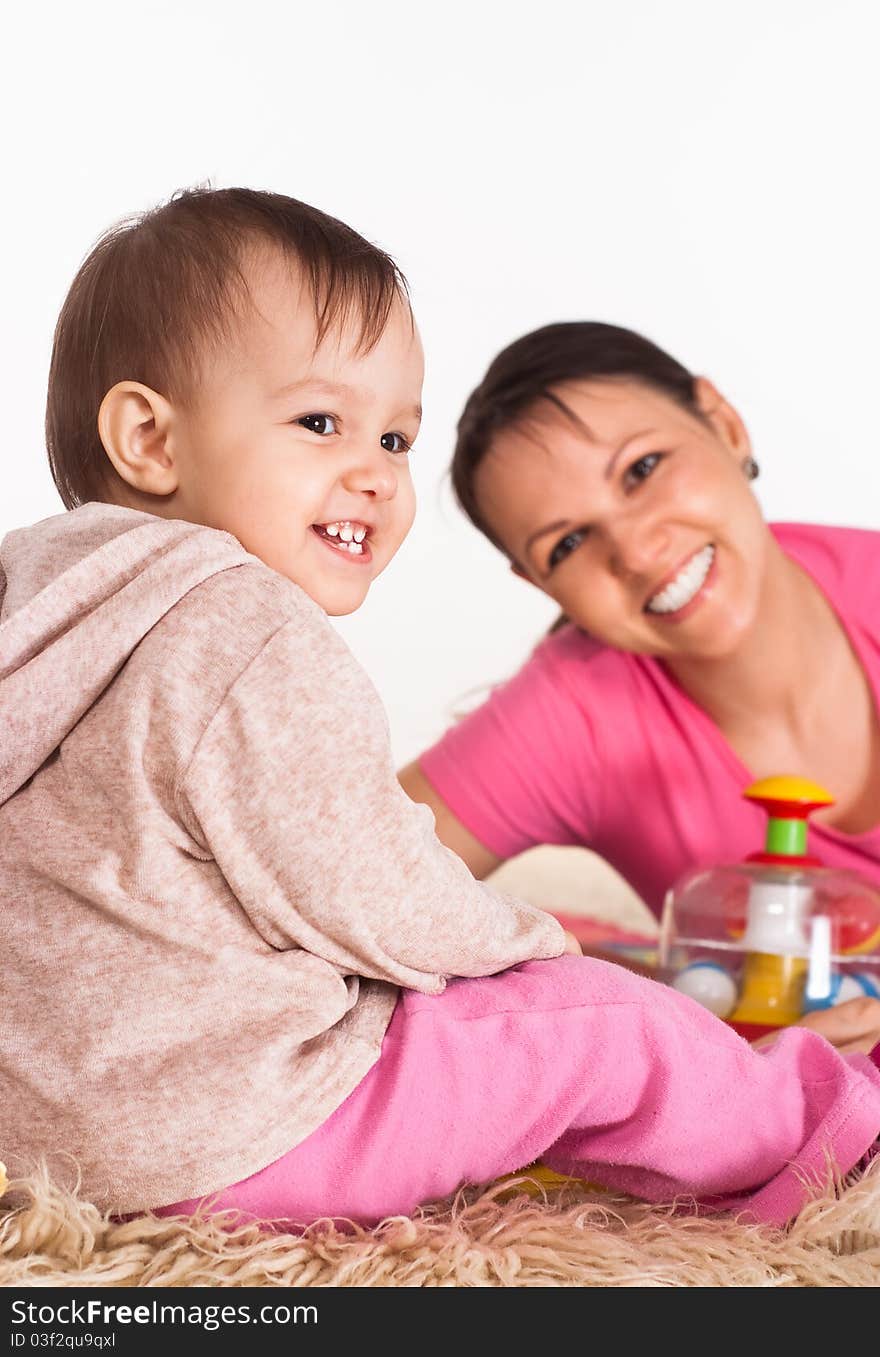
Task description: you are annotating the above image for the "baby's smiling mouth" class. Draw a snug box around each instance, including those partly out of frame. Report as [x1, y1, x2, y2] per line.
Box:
[312, 520, 372, 558]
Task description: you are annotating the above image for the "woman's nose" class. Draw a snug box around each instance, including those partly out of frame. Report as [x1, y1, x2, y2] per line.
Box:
[341, 447, 398, 501]
[602, 511, 671, 579]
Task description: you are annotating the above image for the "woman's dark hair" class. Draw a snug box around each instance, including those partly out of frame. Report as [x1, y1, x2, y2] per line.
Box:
[452, 321, 700, 552]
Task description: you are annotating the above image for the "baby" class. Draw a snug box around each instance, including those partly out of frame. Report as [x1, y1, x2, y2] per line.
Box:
[1, 187, 878, 1228]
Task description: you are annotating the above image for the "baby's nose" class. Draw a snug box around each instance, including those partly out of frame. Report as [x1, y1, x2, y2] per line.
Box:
[342, 449, 398, 500]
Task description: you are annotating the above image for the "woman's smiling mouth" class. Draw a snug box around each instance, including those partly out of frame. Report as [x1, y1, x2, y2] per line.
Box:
[645, 544, 716, 617]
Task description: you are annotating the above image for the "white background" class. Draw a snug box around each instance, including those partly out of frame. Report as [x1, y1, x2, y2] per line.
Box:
[3, 0, 879, 765]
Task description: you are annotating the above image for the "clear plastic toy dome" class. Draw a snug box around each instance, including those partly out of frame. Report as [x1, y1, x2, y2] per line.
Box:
[658, 777, 880, 1037]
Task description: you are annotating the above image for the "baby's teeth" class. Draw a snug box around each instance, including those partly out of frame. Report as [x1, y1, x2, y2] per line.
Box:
[318, 521, 367, 551]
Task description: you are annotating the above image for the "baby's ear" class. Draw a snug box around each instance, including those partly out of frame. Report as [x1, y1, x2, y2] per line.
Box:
[97, 381, 179, 496]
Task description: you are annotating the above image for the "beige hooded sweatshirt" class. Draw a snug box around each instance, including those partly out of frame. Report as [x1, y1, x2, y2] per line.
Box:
[0, 504, 564, 1212]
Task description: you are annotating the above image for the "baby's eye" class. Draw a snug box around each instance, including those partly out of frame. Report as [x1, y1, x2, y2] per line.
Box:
[297, 414, 338, 436]
[625, 452, 663, 485]
[548, 530, 585, 570]
[380, 432, 411, 454]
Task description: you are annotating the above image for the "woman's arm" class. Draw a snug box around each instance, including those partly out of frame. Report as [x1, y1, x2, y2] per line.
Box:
[398, 759, 503, 880]
[402, 761, 657, 969]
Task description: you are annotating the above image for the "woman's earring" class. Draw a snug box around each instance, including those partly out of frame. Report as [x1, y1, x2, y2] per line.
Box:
[743, 456, 760, 481]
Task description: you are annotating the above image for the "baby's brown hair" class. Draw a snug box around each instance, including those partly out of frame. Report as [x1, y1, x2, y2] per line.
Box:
[46, 186, 408, 508]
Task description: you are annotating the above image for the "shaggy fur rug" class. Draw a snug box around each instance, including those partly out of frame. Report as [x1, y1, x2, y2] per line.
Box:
[2, 1159, 879, 1287]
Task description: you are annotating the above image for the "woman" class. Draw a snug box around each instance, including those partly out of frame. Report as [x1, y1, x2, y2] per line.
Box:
[400, 321, 880, 1047]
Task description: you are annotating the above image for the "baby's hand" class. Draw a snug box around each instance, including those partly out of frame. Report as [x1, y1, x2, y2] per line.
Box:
[752, 997, 880, 1054]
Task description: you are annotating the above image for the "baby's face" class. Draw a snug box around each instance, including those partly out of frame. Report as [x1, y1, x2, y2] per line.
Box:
[168, 251, 423, 615]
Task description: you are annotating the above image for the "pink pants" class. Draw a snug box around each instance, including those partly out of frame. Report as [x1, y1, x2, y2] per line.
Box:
[160, 958, 880, 1229]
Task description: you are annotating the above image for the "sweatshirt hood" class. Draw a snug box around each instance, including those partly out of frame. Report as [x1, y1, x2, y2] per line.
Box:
[0, 503, 251, 804]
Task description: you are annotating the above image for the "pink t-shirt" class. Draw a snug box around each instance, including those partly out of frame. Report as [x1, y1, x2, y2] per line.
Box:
[420, 523, 880, 917]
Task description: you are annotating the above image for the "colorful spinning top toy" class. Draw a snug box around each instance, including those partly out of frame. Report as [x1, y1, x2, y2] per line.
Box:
[659, 776, 880, 1041]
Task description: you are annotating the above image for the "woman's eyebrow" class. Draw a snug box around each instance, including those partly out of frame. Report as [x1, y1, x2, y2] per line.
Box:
[525, 519, 571, 554]
[603, 429, 658, 478]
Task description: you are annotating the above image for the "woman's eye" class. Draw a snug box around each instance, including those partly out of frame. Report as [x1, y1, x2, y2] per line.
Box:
[297, 413, 338, 436]
[548, 530, 585, 570]
[380, 431, 411, 454]
[626, 452, 663, 484]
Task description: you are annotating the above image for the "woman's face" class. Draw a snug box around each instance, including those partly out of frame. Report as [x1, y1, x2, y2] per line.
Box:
[473, 377, 769, 661]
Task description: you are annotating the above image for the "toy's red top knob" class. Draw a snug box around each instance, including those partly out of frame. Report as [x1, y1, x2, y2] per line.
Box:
[742, 775, 834, 864]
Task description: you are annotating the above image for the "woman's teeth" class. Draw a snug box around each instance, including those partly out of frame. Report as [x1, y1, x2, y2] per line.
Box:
[646, 545, 715, 615]
[316, 521, 368, 554]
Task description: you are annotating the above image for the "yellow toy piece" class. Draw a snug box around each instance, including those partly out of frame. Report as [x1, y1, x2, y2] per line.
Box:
[0, 1161, 7, 1197]
[743, 775, 835, 807]
[494, 1161, 604, 1200]
[728, 951, 808, 1027]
